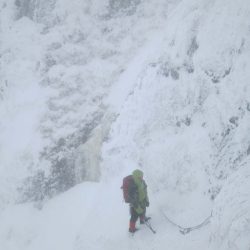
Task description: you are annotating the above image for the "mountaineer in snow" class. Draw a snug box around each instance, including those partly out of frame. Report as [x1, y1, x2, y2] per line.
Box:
[121, 169, 150, 233]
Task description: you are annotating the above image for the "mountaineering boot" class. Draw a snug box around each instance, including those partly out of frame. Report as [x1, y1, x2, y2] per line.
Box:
[129, 221, 138, 233]
[140, 216, 151, 224]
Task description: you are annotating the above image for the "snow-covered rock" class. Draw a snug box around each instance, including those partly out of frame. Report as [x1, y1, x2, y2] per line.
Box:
[0, 0, 250, 249]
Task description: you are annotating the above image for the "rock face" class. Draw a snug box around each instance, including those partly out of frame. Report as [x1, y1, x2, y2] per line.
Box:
[1, 1, 250, 248]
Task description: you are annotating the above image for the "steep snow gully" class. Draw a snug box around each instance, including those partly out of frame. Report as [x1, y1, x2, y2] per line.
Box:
[1, 0, 250, 250]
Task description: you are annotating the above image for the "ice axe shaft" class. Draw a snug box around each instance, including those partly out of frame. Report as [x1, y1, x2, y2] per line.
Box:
[145, 220, 156, 234]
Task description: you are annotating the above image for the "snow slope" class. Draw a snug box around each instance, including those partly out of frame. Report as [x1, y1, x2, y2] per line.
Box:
[0, 0, 250, 249]
[0, 179, 211, 250]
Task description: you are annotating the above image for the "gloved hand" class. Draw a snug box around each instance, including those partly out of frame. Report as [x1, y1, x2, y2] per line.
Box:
[135, 205, 144, 215]
[146, 200, 150, 207]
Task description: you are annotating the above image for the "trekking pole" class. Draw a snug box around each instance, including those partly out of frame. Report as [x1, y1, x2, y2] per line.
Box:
[145, 220, 156, 234]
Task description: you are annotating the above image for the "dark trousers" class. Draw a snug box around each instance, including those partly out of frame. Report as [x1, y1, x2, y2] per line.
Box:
[130, 206, 146, 223]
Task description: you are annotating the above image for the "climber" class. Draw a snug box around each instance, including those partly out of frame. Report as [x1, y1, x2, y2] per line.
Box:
[121, 169, 150, 233]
